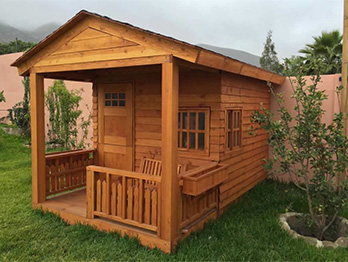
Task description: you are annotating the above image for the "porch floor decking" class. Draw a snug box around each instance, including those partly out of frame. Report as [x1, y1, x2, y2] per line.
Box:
[38, 189, 170, 252]
[43, 189, 87, 217]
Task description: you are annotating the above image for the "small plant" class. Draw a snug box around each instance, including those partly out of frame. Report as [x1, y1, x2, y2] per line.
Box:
[8, 77, 31, 138]
[45, 80, 91, 150]
[251, 69, 348, 240]
[0, 90, 5, 103]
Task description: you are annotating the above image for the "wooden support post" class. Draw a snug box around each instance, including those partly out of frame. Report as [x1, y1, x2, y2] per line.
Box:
[86, 168, 94, 219]
[30, 72, 46, 205]
[160, 57, 180, 250]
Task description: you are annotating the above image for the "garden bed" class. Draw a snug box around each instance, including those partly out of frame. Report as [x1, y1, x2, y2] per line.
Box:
[280, 213, 348, 248]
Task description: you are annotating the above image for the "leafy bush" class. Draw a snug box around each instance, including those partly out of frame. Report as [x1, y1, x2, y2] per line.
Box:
[8, 77, 31, 138]
[0, 39, 36, 55]
[251, 71, 348, 240]
[45, 80, 91, 150]
[0, 90, 5, 103]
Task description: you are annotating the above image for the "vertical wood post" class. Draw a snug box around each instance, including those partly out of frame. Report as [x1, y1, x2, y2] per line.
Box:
[86, 168, 94, 219]
[160, 57, 180, 249]
[342, 0, 348, 134]
[30, 72, 46, 205]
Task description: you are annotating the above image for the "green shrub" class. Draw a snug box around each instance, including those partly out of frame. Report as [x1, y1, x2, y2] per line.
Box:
[8, 77, 31, 138]
[251, 71, 348, 240]
[45, 80, 91, 150]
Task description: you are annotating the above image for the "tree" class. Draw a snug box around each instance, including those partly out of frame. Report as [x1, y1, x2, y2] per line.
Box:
[251, 68, 348, 240]
[8, 77, 31, 138]
[260, 30, 283, 74]
[0, 39, 36, 55]
[0, 91, 5, 103]
[45, 80, 91, 150]
[286, 30, 342, 76]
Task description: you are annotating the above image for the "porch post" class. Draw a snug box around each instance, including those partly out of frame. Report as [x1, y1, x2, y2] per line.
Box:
[160, 57, 180, 248]
[30, 72, 46, 205]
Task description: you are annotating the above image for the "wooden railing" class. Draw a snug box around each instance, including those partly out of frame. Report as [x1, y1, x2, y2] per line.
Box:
[179, 162, 228, 229]
[180, 188, 218, 229]
[45, 149, 96, 196]
[86, 165, 161, 233]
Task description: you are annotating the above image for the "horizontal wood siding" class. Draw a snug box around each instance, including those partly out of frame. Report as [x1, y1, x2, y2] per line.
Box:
[93, 66, 220, 171]
[219, 72, 270, 210]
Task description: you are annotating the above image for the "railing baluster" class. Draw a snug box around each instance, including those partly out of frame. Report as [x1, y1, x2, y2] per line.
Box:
[96, 178, 101, 212]
[127, 182, 133, 220]
[111, 181, 116, 216]
[106, 173, 110, 215]
[86, 165, 161, 233]
[139, 179, 144, 223]
[121, 176, 126, 219]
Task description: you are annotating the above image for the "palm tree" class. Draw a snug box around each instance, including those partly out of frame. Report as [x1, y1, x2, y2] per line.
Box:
[299, 30, 342, 75]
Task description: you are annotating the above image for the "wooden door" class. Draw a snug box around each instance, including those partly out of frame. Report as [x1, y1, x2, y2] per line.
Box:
[98, 82, 133, 170]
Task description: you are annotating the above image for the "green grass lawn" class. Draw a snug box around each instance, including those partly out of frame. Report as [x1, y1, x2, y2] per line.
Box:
[1, 128, 348, 261]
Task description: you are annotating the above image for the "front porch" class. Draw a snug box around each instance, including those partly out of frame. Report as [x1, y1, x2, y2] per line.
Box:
[40, 149, 227, 252]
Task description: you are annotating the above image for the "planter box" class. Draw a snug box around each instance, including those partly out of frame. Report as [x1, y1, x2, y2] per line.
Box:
[182, 163, 228, 196]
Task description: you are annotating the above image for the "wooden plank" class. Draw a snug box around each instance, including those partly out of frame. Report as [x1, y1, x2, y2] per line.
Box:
[144, 188, 151, 224]
[53, 35, 138, 55]
[117, 182, 122, 216]
[16, 19, 90, 75]
[111, 182, 117, 216]
[89, 17, 199, 63]
[30, 73, 46, 204]
[151, 190, 158, 226]
[96, 179, 101, 212]
[86, 169, 94, 219]
[32, 55, 171, 74]
[133, 183, 139, 221]
[139, 179, 144, 223]
[121, 176, 126, 219]
[36, 45, 168, 67]
[160, 59, 180, 248]
[102, 180, 107, 213]
[127, 183, 134, 220]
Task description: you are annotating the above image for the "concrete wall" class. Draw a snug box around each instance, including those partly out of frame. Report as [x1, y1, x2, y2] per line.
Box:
[270, 74, 342, 182]
[0, 52, 93, 146]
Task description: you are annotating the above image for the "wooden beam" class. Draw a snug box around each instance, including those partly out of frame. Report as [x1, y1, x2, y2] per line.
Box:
[160, 57, 180, 249]
[31, 55, 171, 74]
[30, 72, 46, 204]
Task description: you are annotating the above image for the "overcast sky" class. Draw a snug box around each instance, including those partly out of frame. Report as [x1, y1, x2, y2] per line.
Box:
[0, 0, 343, 59]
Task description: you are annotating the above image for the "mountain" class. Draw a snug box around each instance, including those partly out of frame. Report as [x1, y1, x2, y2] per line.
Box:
[29, 23, 60, 42]
[0, 22, 36, 43]
[198, 43, 261, 67]
[0, 22, 61, 43]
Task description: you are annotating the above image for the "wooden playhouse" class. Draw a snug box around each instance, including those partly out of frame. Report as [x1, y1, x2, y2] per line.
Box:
[12, 10, 285, 253]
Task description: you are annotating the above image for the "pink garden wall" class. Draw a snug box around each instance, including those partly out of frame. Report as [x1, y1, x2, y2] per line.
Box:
[0, 52, 93, 146]
[270, 74, 342, 182]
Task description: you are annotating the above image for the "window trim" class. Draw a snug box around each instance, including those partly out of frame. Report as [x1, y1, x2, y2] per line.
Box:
[178, 107, 210, 155]
[225, 107, 243, 151]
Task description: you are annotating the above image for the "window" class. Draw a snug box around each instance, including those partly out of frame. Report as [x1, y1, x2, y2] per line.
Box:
[105, 92, 126, 107]
[226, 109, 242, 150]
[178, 108, 209, 152]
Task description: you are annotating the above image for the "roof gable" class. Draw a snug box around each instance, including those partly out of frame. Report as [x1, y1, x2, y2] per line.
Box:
[12, 10, 284, 85]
